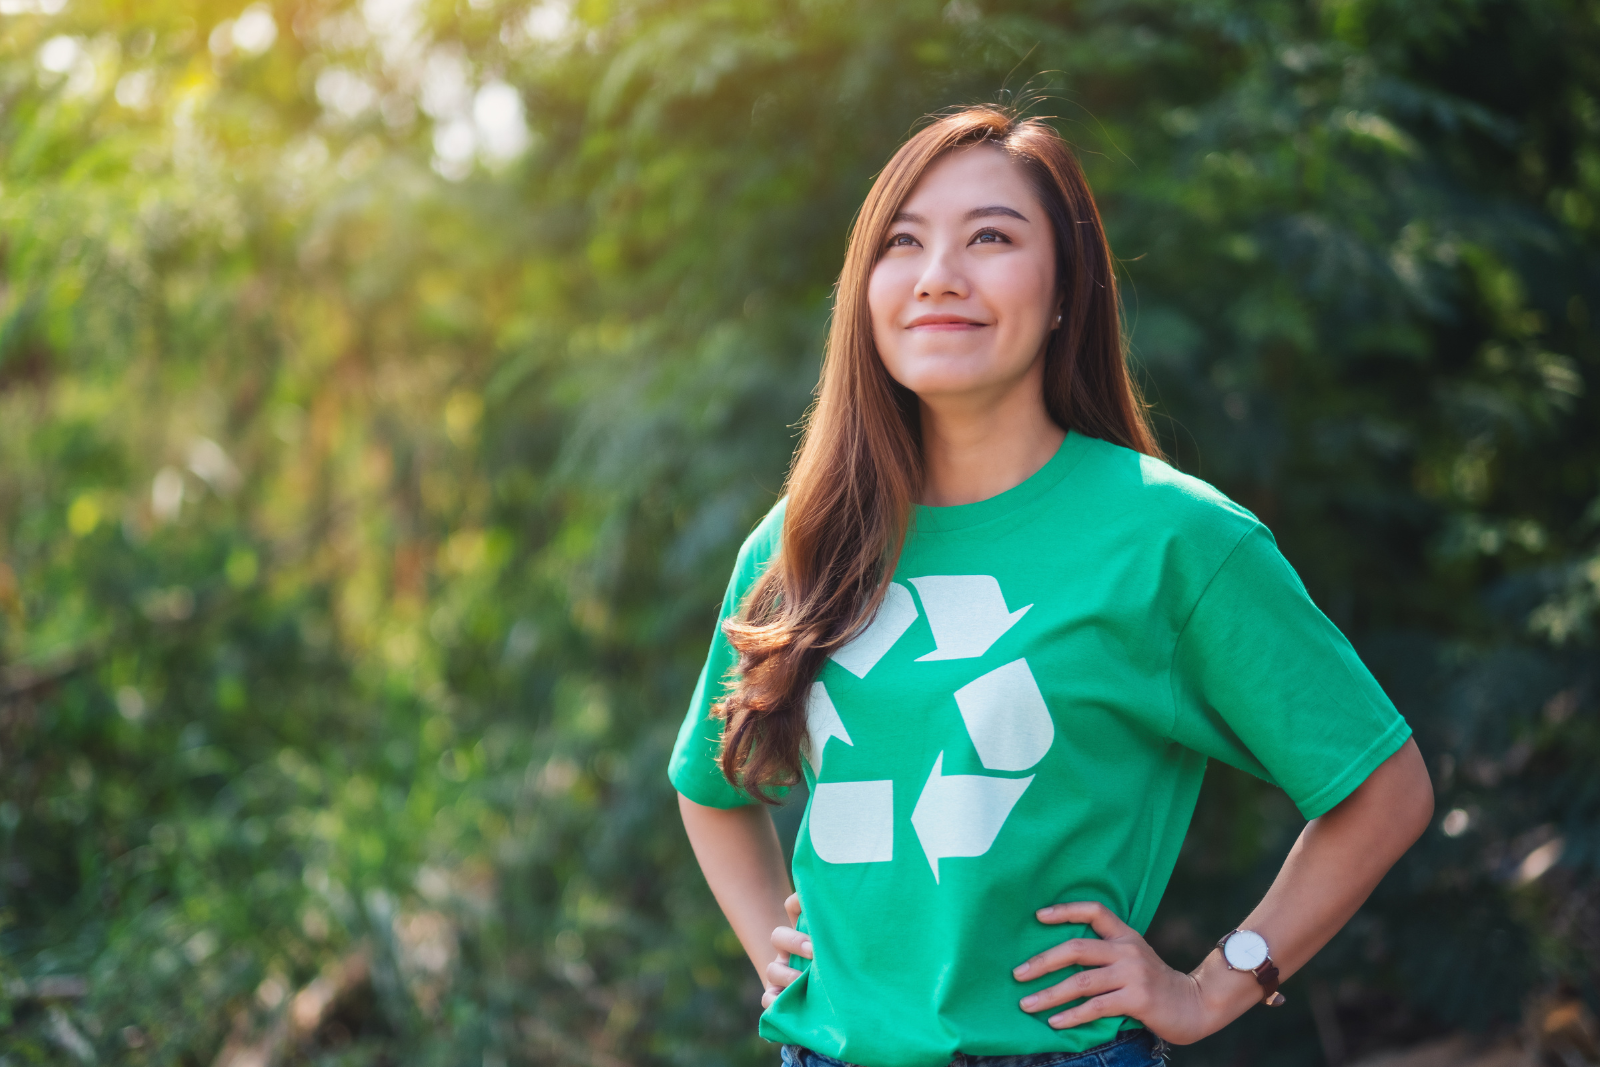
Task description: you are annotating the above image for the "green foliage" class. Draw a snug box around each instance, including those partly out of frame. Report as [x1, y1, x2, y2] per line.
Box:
[1, 0, 1597, 1063]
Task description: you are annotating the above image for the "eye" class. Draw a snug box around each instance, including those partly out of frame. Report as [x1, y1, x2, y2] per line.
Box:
[885, 232, 919, 249]
[971, 228, 1011, 245]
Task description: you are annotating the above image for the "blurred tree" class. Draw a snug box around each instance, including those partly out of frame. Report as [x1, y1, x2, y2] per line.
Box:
[0, 0, 1596, 1064]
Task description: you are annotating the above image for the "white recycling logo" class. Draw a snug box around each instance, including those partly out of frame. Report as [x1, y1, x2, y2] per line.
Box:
[803, 575, 1052, 882]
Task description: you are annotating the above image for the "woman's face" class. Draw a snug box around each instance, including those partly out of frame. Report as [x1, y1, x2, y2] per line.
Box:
[867, 145, 1059, 406]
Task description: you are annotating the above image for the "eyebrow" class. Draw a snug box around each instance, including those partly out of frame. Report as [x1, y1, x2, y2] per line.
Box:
[891, 205, 1031, 224]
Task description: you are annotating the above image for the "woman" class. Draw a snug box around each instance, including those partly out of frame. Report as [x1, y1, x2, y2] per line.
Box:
[667, 106, 1434, 1067]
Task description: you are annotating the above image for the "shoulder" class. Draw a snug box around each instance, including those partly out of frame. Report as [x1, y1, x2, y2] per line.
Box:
[728, 496, 787, 587]
[1072, 433, 1261, 549]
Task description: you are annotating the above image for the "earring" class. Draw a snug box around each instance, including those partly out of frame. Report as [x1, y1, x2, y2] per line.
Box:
[1054, 313, 1062, 326]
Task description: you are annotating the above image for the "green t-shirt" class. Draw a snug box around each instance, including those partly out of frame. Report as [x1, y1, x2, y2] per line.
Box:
[668, 430, 1411, 1067]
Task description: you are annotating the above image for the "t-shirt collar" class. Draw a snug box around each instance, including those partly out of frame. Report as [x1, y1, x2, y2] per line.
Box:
[911, 429, 1091, 535]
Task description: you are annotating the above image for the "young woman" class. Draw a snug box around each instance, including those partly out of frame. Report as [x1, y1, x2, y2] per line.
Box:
[667, 106, 1434, 1067]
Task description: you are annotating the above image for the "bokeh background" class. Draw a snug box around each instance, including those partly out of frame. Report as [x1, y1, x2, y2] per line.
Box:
[2, 0, 1599, 1064]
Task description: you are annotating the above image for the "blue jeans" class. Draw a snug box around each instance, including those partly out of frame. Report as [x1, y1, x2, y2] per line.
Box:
[779, 1028, 1168, 1067]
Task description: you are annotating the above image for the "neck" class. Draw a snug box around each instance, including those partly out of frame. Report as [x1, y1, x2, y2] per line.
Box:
[916, 363, 1065, 507]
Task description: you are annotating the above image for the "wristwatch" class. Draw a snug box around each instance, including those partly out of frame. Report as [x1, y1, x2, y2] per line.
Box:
[1216, 929, 1286, 1007]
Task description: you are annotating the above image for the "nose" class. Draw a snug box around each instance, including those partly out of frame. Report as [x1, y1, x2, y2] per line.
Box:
[914, 239, 969, 301]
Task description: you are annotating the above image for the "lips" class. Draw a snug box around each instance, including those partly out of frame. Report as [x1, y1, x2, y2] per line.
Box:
[906, 314, 987, 330]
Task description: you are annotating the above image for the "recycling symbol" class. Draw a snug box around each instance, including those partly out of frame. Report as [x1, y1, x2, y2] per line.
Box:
[801, 575, 1053, 883]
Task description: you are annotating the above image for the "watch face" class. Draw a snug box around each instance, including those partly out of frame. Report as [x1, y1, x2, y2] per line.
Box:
[1223, 929, 1269, 971]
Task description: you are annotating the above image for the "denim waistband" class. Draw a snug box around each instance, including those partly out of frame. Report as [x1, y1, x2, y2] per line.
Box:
[779, 1027, 1167, 1067]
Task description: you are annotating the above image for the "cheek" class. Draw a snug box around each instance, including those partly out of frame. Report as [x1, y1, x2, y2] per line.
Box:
[981, 255, 1055, 327]
[866, 262, 908, 349]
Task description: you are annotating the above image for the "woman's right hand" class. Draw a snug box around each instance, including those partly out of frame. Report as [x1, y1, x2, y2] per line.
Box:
[762, 892, 811, 1008]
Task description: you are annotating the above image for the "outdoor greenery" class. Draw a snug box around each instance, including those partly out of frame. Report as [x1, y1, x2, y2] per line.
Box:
[2, 0, 1598, 1064]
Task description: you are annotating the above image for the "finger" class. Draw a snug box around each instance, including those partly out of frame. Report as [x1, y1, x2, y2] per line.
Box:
[1046, 989, 1131, 1030]
[1035, 901, 1135, 941]
[1019, 962, 1126, 1013]
[1013, 937, 1122, 980]
[765, 958, 801, 987]
[785, 892, 801, 926]
[771, 925, 814, 959]
[762, 985, 781, 1009]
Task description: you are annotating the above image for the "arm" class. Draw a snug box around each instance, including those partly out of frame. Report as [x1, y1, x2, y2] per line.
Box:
[677, 791, 800, 995]
[1014, 737, 1435, 1042]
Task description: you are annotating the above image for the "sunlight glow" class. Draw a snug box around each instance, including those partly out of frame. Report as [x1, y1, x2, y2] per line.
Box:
[36, 34, 80, 73]
[0, 0, 67, 13]
[1514, 838, 1564, 886]
[231, 4, 278, 55]
[474, 81, 529, 162]
[317, 67, 378, 119]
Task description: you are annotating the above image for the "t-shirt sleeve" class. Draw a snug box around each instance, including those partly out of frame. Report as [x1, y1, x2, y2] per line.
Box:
[1168, 522, 1412, 820]
[667, 501, 790, 808]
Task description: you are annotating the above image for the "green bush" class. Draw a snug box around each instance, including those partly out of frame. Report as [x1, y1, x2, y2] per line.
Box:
[1, 0, 1596, 1063]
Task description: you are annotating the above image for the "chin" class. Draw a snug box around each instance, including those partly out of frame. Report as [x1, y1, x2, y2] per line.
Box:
[883, 352, 1022, 399]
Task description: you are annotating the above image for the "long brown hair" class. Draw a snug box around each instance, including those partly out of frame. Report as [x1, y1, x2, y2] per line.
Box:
[713, 105, 1161, 803]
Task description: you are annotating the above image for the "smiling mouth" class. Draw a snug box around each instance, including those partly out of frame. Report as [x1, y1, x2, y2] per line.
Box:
[906, 317, 987, 331]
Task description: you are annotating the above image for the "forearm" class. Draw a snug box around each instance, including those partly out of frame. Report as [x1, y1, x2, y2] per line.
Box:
[1191, 738, 1435, 1032]
[678, 792, 794, 984]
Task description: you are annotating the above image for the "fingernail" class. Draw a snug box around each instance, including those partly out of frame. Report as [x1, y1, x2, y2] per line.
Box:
[1013, 963, 1030, 978]
[801, 939, 812, 954]
[1049, 1015, 1066, 1027]
[1035, 907, 1054, 919]
[1021, 995, 1038, 1009]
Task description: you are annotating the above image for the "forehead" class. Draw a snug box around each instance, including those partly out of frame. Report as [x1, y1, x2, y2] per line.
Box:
[898, 144, 1040, 217]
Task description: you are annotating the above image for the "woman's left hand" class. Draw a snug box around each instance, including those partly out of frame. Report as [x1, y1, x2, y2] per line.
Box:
[1012, 901, 1216, 1045]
